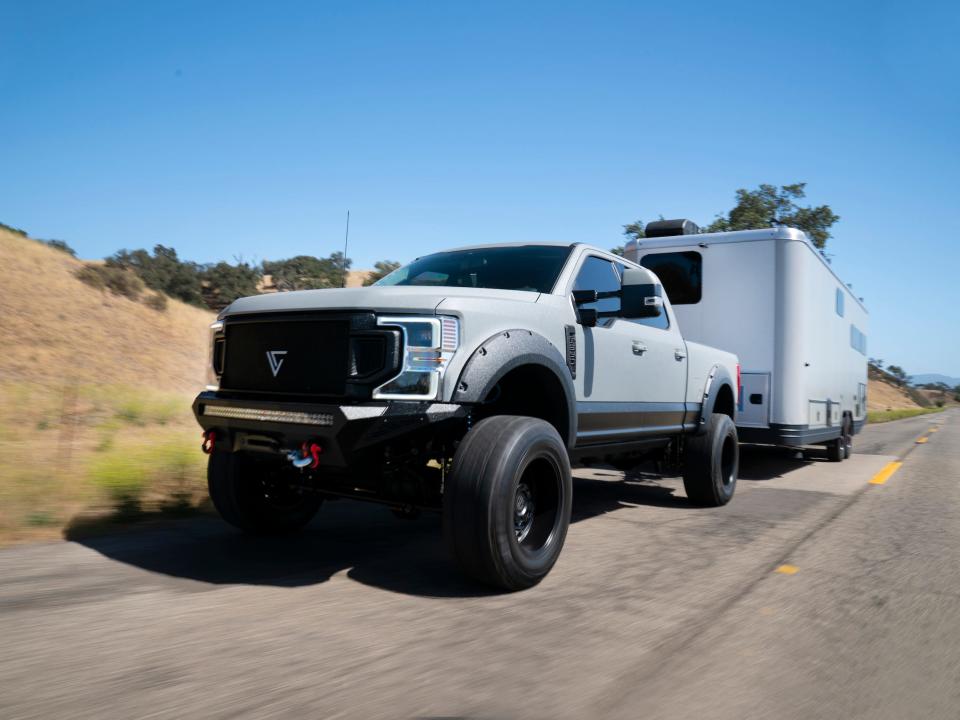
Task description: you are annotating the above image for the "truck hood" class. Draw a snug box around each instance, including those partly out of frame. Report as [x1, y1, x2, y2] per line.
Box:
[221, 286, 541, 317]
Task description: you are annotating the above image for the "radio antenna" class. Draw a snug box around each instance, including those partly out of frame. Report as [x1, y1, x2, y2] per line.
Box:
[341, 210, 350, 288]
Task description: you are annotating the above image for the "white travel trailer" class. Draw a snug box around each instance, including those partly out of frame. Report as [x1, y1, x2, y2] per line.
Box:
[624, 221, 868, 459]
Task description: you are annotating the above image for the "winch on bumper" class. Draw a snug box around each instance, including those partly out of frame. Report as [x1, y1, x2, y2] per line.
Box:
[192, 391, 468, 469]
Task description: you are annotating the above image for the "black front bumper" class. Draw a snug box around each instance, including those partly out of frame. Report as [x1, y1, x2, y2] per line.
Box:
[193, 391, 468, 468]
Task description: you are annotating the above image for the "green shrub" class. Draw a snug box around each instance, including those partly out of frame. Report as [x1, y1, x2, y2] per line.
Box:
[144, 292, 168, 311]
[75, 264, 145, 301]
[44, 239, 77, 256]
[87, 451, 148, 517]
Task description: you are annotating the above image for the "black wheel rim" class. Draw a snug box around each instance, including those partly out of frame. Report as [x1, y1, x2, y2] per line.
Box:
[513, 455, 562, 555]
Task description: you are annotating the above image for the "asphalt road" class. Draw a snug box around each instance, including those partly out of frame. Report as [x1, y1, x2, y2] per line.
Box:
[1, 410, 957, 719]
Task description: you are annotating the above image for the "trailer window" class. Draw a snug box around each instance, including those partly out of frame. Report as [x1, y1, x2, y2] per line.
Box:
[836, 288, 845, 317]
[640, 251, 702, 304]
[850, 325, 867, 355]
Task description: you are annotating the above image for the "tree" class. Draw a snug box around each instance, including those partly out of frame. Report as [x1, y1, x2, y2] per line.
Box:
[201, 261, 261, 311]
[263, 253, 351, 291]
[611, 219, 645, 256]
[704, 183, 839, 249]
[363, 260, 402, 286]
[107, 245, 204, 306]
[869, 358, 885, 370]
[886, 365, 909, 387]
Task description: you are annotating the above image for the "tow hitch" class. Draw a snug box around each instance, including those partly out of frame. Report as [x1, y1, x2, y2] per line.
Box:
[286, 442, 322, 470]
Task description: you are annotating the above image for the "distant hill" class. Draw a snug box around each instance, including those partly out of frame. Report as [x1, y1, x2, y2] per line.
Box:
[911, 373, 960, 388]
[0, 228, 212, 394]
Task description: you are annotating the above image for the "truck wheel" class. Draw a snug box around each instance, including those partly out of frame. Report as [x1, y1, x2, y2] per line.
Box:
[443, 416, 572, 591]
[208, 452, 322, 535]
[683, 413, 738, 506]
[843, 416, 853, 459]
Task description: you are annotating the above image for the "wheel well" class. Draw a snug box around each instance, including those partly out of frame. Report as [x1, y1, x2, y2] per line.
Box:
[477, 364, 571, 446]
[713, 383, 735, 419]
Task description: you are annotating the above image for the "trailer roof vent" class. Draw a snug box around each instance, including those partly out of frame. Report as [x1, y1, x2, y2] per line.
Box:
[644, 219, 700, 237]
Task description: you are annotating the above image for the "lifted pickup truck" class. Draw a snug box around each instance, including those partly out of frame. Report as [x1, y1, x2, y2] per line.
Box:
[194, 243, 740, 590]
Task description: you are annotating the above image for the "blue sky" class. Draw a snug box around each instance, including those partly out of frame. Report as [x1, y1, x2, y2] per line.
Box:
[1, 1, 958, 376]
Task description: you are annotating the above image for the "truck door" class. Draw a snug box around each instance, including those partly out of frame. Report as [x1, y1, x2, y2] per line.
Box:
[571, 254, 688, 441]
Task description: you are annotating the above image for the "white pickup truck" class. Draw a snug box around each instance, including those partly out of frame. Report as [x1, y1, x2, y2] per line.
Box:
[193, 242, 740, 590]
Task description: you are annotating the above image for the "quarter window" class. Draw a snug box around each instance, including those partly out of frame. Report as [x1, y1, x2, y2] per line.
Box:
[640, 251, 702, 304]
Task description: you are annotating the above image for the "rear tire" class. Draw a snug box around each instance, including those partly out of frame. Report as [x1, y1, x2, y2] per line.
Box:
[843, 416, 853, 459]
[208, 452, 322, 535]
[683, 413, 739, 506]
[443, 416, 572, 591]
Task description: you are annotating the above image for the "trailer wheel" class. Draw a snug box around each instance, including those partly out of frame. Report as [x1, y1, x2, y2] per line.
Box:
[443, 415, 572, 591]
[827, 416, 853, 462]
[683, 413, 739, 506]
[208, 452, 322, 535]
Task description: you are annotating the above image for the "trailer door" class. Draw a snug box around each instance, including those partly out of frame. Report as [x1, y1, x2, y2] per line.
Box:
[738, 372, 771, 428]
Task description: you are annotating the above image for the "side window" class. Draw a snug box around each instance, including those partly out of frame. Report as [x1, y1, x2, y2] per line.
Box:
[640, 251, 702, 304]
[836, 288, 845, 317]
[573, 256, 620, 326]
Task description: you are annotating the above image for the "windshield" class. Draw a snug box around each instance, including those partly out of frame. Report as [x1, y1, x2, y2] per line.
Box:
[375, 245, 573, 293]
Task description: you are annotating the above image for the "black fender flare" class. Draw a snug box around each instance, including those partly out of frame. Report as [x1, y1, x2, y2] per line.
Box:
[451, 329, 577, 448]
[697, 364, 737, 433]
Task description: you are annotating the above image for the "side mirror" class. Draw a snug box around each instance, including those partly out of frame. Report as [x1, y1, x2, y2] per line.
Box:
[621, 267, 664, 319]
[576, 307, 598, 327]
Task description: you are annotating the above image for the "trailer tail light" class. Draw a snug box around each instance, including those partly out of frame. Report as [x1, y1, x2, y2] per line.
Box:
[736, 363, 742, 411]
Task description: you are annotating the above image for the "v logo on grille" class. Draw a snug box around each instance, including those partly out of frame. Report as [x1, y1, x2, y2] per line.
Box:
[266, 350, 288, 378]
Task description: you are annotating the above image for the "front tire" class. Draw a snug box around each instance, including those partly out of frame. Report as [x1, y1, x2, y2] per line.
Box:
[443, 416, 572, 591]
[683, 413, 739, 506]
[208, 452, 322, 535]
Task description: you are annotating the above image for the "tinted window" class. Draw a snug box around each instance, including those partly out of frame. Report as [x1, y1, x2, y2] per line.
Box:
[640, 251, 702, 304]
[850, 325, 867, 355]
[574, 256, 620, 324]
[836, 288, 845, 317]
[376, 245, 572, 293]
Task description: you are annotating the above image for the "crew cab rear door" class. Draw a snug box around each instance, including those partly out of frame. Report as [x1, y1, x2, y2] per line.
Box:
[569, 253, 688, 441]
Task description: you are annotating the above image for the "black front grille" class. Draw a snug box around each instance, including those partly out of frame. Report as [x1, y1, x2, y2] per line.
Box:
[219, 312, 400, 399]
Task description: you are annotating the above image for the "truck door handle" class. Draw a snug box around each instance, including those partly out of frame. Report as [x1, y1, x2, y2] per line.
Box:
[674, 349, 686, 360]
[632, 341, 647, 356]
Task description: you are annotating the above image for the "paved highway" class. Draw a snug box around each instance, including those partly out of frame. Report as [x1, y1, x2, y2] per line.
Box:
[1, 410, 956, 719]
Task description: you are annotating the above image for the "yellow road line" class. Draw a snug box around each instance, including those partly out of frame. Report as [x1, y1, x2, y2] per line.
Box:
[929, 427, 939, 433]
[916, 437, 929, 444]
[775, 564, 799, 575]
[870, 461, 903, 485]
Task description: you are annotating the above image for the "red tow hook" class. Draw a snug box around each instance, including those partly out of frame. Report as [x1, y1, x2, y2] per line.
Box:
[303, 442, 322, 470]
[201, 430, 216, 454]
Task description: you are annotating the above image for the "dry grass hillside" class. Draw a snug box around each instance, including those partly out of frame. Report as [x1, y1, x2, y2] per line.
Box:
[0, 228, 211, 393]
[867, 377, 920, 412]
[0, 228, 214, 545]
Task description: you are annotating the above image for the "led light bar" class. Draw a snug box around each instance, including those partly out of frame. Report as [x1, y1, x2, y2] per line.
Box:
[203, 405, 335, 427]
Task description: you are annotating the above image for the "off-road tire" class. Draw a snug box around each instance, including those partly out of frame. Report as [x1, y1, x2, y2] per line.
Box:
[208, 451, 322, 535]
[443, 416, 572, 591]
[683, 413, 739, 506]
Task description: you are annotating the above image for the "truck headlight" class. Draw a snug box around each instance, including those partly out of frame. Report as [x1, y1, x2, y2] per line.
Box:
[206, 320, 226, 391]
[374, 316, 460, 400]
